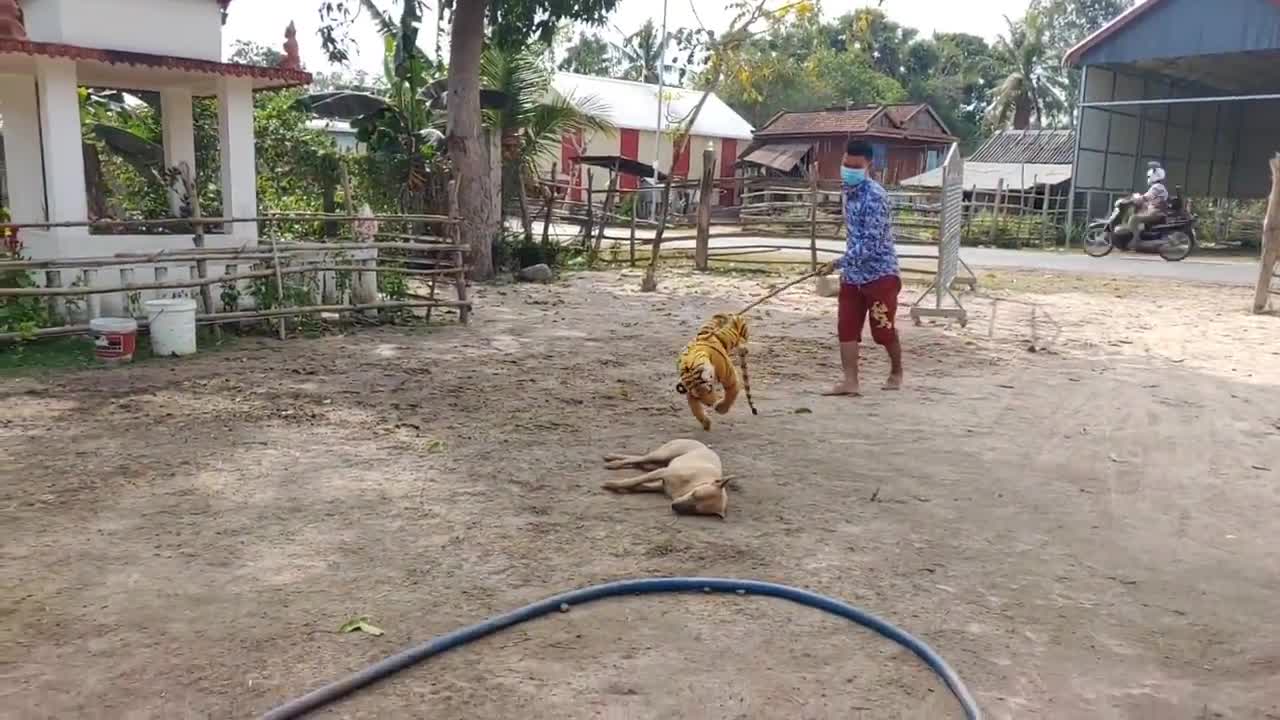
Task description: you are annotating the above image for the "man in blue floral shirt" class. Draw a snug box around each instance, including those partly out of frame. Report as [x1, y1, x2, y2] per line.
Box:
[823, 139, 903, 395]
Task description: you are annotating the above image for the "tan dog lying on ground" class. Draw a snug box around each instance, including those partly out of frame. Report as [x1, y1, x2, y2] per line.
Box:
[601, 439, 732, 518]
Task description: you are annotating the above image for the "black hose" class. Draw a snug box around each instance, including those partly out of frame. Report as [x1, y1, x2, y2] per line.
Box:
[262, 577, 982, 720]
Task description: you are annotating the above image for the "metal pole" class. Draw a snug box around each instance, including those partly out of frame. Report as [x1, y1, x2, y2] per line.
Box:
[652, 0, 669, 196]
[1066, 66, 1088, 248]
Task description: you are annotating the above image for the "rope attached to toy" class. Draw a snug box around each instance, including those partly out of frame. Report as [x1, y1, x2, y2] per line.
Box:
[737, 264, 832, 316]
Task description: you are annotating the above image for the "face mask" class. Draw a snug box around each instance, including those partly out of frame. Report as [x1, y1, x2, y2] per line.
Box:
[841, 166, 867, 186]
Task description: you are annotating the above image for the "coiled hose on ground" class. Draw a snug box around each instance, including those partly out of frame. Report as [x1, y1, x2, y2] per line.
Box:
[261, 577, 982, 720]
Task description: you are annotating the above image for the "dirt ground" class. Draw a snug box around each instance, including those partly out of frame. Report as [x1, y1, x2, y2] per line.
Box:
[3, 267, 1279, 720]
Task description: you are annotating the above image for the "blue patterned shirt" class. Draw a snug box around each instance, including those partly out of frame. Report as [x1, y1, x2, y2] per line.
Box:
[836, 179, 899, 286]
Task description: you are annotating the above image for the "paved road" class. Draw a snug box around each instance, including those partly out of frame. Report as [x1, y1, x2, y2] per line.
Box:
[671, 236, 1261, 286]
[534, 221, 1260, 286]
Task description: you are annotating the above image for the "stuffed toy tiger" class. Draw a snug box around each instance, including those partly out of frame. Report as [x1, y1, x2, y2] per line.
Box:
[676, 313, 758, 431]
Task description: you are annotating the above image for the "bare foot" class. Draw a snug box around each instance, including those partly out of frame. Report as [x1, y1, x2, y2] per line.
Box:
[883, 373, 903, 391]
[823, 381, 861, 396]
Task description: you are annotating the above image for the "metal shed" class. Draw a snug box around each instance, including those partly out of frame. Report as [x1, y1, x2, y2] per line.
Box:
[1064, 0, 1280, 223]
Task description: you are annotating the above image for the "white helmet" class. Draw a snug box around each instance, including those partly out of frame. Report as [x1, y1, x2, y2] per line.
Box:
[1146, 162, 1166, 186]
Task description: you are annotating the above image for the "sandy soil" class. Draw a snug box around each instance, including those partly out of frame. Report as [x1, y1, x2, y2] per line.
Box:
[2, 268, 1279, 720]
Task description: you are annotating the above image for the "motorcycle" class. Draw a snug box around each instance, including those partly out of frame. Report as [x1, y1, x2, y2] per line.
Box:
[1084, 188, 1197, 262]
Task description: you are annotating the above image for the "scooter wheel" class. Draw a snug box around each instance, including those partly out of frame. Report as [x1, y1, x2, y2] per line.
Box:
[1158, 230, 1195, 262]
[1084, 228, 1114, 257]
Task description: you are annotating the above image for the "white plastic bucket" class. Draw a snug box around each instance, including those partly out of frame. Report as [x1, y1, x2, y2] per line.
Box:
[144, 298, 198, 357]
[89, 317, 138, 363]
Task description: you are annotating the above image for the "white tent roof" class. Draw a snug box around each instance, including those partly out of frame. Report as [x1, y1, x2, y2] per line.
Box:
[900, 162, 1073, 191]
[550, 72, 754, 141]
[306, 119, 355, 135]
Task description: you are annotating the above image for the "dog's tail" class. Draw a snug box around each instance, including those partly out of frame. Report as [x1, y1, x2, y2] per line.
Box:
[737, 348, 758, 416]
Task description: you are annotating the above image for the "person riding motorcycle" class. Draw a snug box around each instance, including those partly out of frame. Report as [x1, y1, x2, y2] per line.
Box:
[1124, 162, 1170, 243]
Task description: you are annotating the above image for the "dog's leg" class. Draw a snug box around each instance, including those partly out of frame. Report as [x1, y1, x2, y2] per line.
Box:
[687, 394, 712, 431]
[602, 453, 657, 470]
[602, 468, 669, 492]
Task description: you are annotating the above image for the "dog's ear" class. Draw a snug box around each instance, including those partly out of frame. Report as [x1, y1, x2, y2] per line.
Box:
[716, 475, 734, 489]
[676, 383, 688, 394]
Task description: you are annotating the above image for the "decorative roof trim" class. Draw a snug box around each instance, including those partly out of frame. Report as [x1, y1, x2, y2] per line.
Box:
[0, 39, 312, 89]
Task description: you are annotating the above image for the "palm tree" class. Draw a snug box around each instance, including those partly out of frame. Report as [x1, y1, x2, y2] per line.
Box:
[615, 19, 669, 84]
[987, 13, 1065, 130]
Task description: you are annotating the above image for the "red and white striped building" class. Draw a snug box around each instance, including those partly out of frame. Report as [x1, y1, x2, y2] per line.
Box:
[544, 72, 754, 207]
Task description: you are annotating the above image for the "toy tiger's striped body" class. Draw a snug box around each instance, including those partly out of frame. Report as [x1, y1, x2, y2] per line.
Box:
[676, 313, 757, 431]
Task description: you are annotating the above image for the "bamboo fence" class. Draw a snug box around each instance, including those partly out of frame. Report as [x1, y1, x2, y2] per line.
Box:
[1, 205, 470, 343]
[526, 168, 1086, 269]
[523, 171, 964, 277]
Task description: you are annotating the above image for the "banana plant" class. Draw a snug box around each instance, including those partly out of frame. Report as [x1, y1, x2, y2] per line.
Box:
[479, 44, 613, 179]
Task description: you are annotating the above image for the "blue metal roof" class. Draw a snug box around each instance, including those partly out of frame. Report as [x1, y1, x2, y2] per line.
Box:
[1069, 0, 1280, 66]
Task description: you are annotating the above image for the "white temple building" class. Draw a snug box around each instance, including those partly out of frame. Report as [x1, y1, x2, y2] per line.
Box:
[0, 0, 311, 315]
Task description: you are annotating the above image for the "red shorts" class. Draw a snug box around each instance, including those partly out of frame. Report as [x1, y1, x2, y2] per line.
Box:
[837, 275, 901, 345]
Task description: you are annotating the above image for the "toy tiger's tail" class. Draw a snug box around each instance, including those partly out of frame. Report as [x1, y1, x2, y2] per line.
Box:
[737, 347, 758, 416]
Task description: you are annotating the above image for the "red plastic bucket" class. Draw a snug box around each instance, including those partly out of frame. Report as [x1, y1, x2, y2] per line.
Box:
[89, 317, 138, 364]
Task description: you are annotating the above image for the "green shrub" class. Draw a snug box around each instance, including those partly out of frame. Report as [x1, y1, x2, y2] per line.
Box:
[963, 212, 1063, 248]
[493, 228, 566, 271]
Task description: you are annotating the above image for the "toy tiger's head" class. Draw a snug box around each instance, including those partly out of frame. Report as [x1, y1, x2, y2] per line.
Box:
[676, 358, 719, 406]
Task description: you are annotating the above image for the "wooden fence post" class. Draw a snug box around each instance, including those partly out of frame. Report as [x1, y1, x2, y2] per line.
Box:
[1039, 183, 1052, 247]
[184, 164, 218, 338]
[583, 169, 595, 250]
[449, 179, 469, 324]
[695, 147, 715, 271]
[989, 178, 1006, 246]
[808, 161, 820, 271]
[223, 264, 239, 310]
[592, 172, 619, 265]
[963, 184, 976, 242]
[542, 162, 558, 249]
[629, 209, 638, 267]
[1252, 154, 1280, 313]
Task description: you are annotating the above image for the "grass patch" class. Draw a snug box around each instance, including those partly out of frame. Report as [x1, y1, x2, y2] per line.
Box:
[0, 328, 239, 378]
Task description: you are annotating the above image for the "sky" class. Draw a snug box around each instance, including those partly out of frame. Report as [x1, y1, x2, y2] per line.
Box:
[223, 0, 1034, 78]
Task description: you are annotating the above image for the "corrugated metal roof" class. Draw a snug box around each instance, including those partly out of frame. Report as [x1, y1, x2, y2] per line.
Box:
[740, 142, 812, 171]
[550, 72, 754, 141]
[756, 106, 883, 136]
[969, 129, 1076, 165]
[754, 103, 956, 141]
[900, 162, 1073, 191]
[1064, 0, 1280, 67]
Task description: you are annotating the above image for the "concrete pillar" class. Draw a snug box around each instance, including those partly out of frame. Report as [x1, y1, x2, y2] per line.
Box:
[0, 74, 47, 224]
[217, 76, 257, 240]
[160, 88, 196, 216]
[35, 60, 88, 228]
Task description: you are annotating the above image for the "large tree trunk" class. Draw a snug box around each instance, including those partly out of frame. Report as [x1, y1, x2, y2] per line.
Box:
[1013, 99, 1033, 130]
[447, 0, 497, 281]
